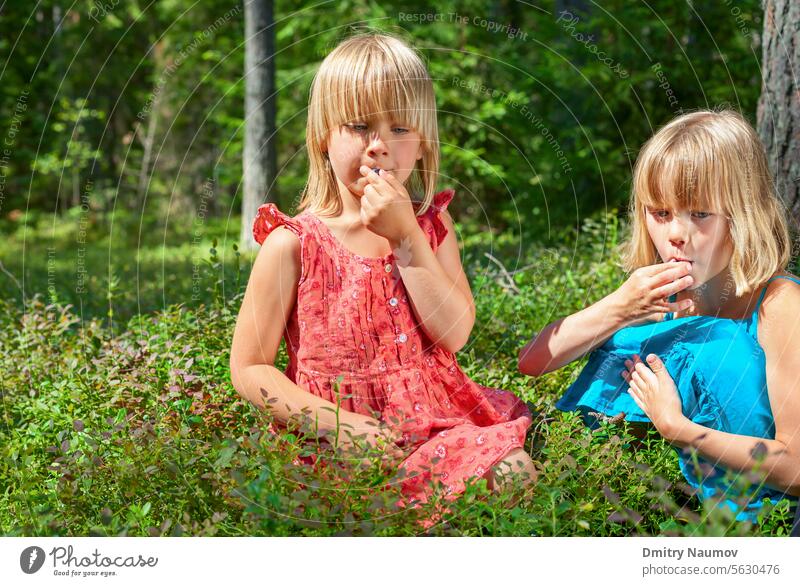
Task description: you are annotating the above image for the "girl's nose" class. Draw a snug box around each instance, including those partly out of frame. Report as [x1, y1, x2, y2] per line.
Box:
[366, 133, 389, 159]
[668, 216, 689, 246]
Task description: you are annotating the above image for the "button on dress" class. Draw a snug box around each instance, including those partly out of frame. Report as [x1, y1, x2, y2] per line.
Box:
[253, 189, 532, 505]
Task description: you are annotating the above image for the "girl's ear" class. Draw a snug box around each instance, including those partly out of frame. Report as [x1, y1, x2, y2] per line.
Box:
[416, 143, 423, 161]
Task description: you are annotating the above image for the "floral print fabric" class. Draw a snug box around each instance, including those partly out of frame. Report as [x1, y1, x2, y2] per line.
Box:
[253, 189, 531, 505]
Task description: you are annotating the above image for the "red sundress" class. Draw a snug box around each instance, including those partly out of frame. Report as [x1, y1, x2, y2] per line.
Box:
[252, 189, 532, 505]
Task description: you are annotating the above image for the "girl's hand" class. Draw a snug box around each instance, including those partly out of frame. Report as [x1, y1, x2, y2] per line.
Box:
[359, 165, 420, 247]
[622, 353, 688, 441]
[610, 262, 695, 326]
[335, 417, 406, 465]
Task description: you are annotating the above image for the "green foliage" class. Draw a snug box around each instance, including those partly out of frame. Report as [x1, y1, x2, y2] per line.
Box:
[1, 0, 794, 538]
[1, 1, 766, 233]
[0, 207, 241, 325]
[1, 210, 795, 536]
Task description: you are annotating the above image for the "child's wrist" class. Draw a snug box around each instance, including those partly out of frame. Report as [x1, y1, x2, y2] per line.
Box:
[388, 223, 425, 254]
[659, 414, 692, 445]
[337, 411, 373, 431]
[600, 291, 632, 328]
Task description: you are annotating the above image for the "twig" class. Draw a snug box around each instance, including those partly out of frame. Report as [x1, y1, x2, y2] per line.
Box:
[588, 411, 627, 431]
[0, 260, 23, 292]
[483, 252, 521, 294]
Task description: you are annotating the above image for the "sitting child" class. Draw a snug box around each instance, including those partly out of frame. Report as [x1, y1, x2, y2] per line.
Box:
[519, 110, 800, 522]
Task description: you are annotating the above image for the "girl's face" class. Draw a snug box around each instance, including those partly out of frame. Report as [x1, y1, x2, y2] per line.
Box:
[324, 115, 423, 198]
[644, 205, 733, 289]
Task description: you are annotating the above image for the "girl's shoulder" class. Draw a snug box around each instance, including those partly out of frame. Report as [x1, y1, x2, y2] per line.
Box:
[756, 272, 800, 345]
[760, 272, 800, 306]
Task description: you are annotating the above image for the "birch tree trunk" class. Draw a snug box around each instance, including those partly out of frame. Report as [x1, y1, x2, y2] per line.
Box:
[241, 0, 276, 252]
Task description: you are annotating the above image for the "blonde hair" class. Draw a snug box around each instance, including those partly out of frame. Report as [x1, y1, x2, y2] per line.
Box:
[299, 31, 439, 216]
[624, 109, 791, 296]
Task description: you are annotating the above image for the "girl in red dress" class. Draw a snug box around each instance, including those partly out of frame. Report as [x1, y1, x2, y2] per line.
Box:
[230, 32, 537, 508]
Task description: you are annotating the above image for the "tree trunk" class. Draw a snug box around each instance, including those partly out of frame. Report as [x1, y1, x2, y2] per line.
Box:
[757, 0, 800, 229]
[241, 0, 276, 252]
[136, 87, 161, 210]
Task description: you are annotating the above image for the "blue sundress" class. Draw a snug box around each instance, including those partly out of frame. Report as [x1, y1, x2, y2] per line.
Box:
[556, 275, 800, 521]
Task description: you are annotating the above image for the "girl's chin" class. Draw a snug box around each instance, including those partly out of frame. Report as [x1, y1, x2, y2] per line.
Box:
[685, 273, 705, 291]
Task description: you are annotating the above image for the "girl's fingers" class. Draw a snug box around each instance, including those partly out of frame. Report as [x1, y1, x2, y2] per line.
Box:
[360, 164, 379, 178]
[648, 262, 692, 284]
[652, 275, 694, 300]
[624, 359, 634, 374]
[648, 298, 692, 314]
[378, 169, 403, 189]
[367, 175, 392, 200]
[628, 388, 645, 411]
[664, 298, 694, 313]
[360, 165, 390, 185]
[641, 261, 691, 277]
[363, 184, 378, 199]
[360, 166, 389, 193]
[634, 360, 659, 387]
[362, 167, 406, 201]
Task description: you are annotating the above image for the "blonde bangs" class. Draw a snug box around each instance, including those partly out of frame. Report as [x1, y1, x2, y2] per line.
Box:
[636, 138, 727, 216]
[312, 47, 431, 139]
[624, 110, 791, 295]
[300, 32, 440, 217]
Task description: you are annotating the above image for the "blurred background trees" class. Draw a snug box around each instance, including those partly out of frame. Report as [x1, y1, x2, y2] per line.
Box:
[2, 0, 796, 317]
[1, 1, 776, 230]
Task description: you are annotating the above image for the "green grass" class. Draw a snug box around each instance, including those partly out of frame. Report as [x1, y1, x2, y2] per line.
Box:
[0, 208, 243, 325]
[0, 210, 796, 536]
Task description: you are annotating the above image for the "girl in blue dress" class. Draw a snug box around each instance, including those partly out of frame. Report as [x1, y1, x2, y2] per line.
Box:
[519, 110, 800, 523]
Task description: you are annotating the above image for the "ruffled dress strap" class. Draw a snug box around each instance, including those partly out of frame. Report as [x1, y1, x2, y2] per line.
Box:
[252, 203, 302, 244]
[252, 203, 310, 283]
[419, 189, 455, 251]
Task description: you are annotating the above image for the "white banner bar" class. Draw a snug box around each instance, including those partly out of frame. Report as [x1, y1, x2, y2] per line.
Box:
[2, 537, 797, 585]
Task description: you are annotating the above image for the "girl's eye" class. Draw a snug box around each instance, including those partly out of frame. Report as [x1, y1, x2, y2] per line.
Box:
[347, 123, 368, 132]
[392, 127, 409, 134]
[691, 211, 711, 219]
[650, 209, 670, 219]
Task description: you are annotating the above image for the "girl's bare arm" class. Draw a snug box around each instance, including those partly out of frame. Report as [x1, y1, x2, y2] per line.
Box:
[661, 279, 800, 495]
[518, 293, 630, 377]
[229, 227, 378, 440]
[518, 262, 694, 377]
[393, 211, 476, 354]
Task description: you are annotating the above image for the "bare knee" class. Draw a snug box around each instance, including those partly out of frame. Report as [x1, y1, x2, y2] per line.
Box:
[492, 448, 539, 491]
